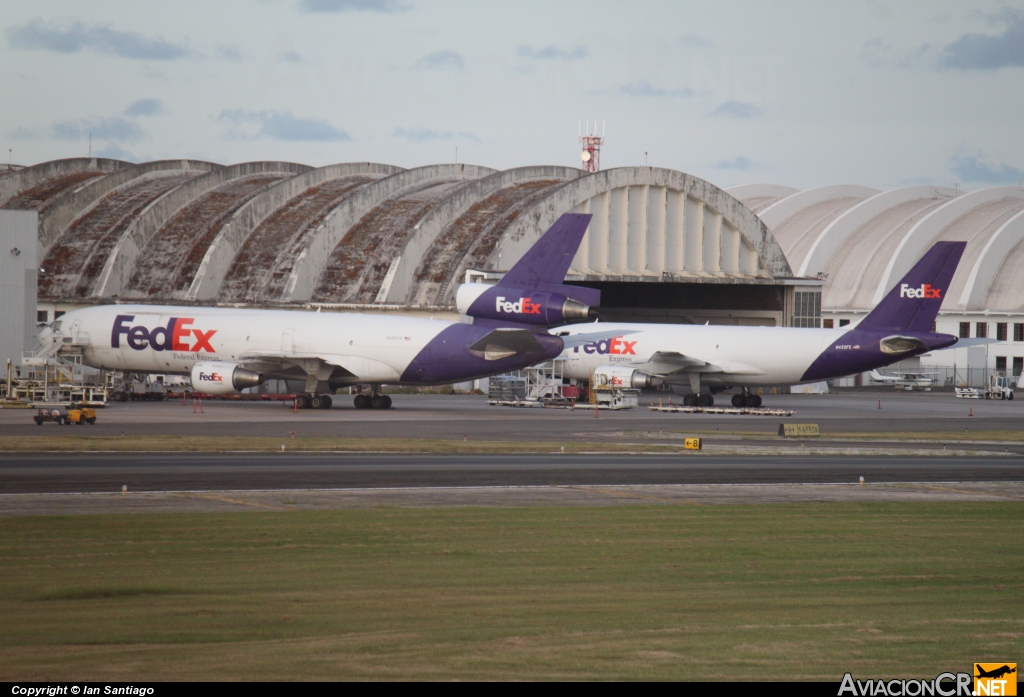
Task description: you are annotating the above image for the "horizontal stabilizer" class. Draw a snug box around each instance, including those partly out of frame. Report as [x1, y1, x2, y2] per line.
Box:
[940, 337, 998, 349]
[469, 328, 545, 360]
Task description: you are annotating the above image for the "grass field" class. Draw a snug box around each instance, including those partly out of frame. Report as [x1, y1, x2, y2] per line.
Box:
[1, 503, 1021, 680]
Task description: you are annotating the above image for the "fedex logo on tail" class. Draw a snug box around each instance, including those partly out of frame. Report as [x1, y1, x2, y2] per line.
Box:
[573, 336, 637, 355]
[900, 283, 942, 299]
[496, 296, 542, 315]
[111, 314, 217, 352]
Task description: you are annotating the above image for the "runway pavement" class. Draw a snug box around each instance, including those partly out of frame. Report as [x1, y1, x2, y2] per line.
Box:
[1, 452, 1022, 494]
[2, 393, 1021, 441]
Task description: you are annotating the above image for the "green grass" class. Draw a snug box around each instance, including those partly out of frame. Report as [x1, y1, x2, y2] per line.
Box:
[1, 504, 1021, 680]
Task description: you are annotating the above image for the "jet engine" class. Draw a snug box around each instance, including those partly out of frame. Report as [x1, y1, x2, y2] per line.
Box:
[455, 282, 597, 326]
[592, 365, 661, 389]
[190, 362, 264, 395]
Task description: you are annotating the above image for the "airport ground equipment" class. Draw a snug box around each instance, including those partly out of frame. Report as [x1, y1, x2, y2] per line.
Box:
[32, 406, 95, 425]
[3, 358, 107, 407]
[956, 374, 1014, 400]
[589, 367, 639, 410]
[648, 397, 793, 416]
[488, 360, 581, 407]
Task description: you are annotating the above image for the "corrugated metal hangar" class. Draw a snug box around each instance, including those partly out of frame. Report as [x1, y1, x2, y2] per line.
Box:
[2, 157, 1023, 377]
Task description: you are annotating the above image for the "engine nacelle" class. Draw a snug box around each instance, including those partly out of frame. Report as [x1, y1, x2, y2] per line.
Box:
[456, 283, 597, 326]
[190, 362, 264, 395]
[592, 365, 661, 389]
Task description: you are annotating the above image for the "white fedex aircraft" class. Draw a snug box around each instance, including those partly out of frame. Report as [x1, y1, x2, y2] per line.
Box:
[539, 241, 973, 407]
[46, 215, 602, 409]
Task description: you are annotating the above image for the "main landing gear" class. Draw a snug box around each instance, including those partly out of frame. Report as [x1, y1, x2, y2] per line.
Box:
[294, 394, 333, 409]
[731, 390, 762, 408]
[354, 393, 392, 410]
[682, 393, 714, 407]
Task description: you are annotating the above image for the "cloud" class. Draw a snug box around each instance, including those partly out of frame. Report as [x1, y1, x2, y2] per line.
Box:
[298, 0, 410, 12]
[51, 117, 143, 141]
[92, 143, 140, 162]
[714, 156, 756, 171]
[393, 127, 479, 143]
[710, 100, 762, 118]
[938, 11, 1024, 69]
[679, 34, 712, 48]
[216, 44, 242, 61]
[950, 152, 1024, 184]
[10, 127, 40, 140]
[124, 98, 163, 117]
[219, 109, 350, 141]
[279, 50, 303, 63]
[618, 80, 694, 98]
[414, 50, 463, 71]
[6, 19, 191, 60]
[516, 45, 587, 61]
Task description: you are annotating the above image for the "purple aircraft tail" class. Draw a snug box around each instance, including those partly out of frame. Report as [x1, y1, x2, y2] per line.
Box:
[463, 213, 600, 327]
[857, 241, 966, 333]
[499, 213, 599, 305]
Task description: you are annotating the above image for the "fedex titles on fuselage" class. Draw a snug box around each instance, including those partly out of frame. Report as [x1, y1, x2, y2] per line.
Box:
[573, 335, 637, 363]
[112, 314, 217, 359]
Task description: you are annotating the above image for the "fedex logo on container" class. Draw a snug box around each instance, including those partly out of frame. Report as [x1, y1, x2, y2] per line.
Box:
[573, 336, 637, 355]
[496, 296, 542, 315]
[899, 283, 942, 299]
[111, 314, 217, 352]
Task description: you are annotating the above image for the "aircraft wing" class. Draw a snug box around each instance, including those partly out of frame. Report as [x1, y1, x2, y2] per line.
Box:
[637, 351, 764, 378]
[237, 350, 402, 386]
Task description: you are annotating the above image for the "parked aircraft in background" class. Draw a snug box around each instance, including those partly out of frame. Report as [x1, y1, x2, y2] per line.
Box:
[868, 370, 938, 390]
[48, 214, 607, 409]
[549, 242, 972, 407]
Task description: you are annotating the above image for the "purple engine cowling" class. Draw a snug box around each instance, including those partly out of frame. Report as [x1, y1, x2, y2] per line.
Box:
[462, 284, 597, 326]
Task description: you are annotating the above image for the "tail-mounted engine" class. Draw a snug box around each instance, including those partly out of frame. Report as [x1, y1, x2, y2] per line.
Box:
[456, 282, 597, 326]
[190, 362, 264, 395]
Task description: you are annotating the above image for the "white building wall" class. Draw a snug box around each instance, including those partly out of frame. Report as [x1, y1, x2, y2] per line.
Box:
[0, 210, 38, 368]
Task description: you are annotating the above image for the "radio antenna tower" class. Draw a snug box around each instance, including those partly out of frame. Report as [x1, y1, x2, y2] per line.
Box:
[579, 120, 604, 173]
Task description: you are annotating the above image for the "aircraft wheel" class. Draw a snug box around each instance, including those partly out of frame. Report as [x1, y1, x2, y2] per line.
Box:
[294, 394, 311, 409]
[354, 394, 370, 409]
[698, 394, 714, 407]
[731, 394, 745, 407]
[321, 395, 333, 409]
[743, 394, 757, 407]
[753, 394, 762, 408]
[370, 395, 385, 409]
[310, 395, 325, 409]
[682, 394, 696, 407]
[381, 395, 392, 409]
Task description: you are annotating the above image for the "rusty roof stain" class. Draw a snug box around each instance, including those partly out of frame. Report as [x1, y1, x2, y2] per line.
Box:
[125, 174, 288, 299]
[3, 171, 108, 213]
[38, 172, 198, 299]
[312, 179, 472, 303]
[414, 180, 567, 304]
[220, 175, 381, 303]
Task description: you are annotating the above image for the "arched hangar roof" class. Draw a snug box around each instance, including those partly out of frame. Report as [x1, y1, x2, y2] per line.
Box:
[10, 159, 797, 308]
[736, 183, 1024, 313]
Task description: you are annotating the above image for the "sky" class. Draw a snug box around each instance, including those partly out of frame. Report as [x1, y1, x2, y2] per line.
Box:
[3, 0, 1024, 190]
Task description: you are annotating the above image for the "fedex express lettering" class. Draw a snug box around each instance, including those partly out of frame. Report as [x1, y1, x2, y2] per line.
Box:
[573, 336, 637, 355]
[111, 314, 217, 353]
[496, 296, 542, 315]
[900, 283, 942, 299]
